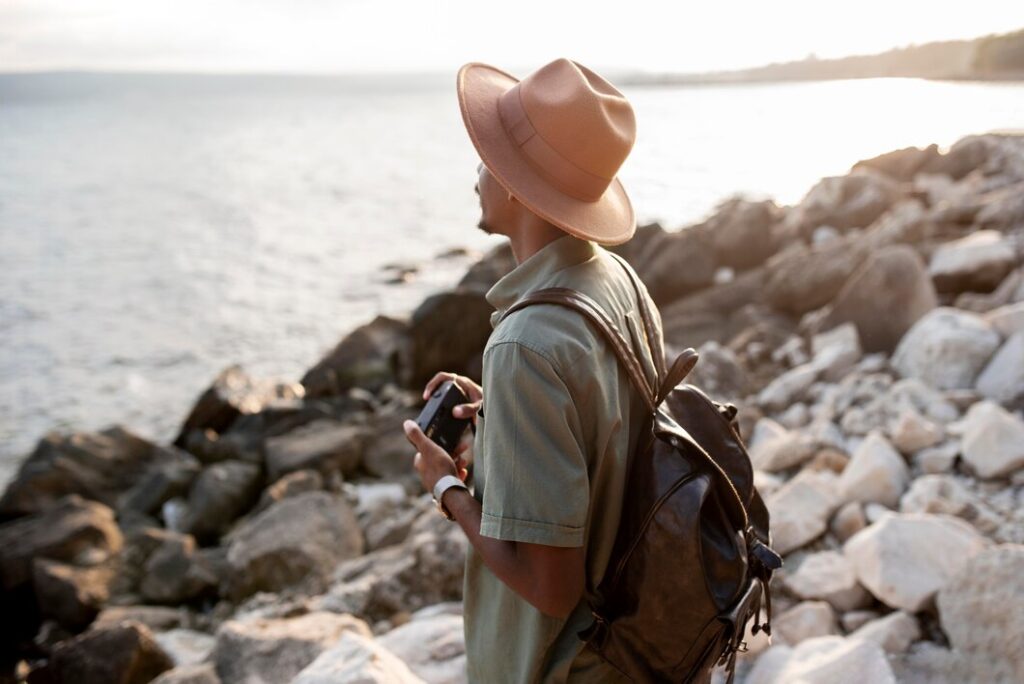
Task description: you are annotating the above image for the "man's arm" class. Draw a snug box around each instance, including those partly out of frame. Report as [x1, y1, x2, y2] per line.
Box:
[403, 420, 585, 619]
[445, 487, 585, 619]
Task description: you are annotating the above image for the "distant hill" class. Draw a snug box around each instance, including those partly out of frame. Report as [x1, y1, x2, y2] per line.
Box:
[623, 27, 1024, 85]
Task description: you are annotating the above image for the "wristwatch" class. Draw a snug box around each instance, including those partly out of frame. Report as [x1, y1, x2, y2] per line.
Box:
[432, 475, 469, 521]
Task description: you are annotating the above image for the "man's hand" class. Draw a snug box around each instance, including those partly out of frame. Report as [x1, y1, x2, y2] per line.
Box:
[403, 420, 460, 495]
[423, 371, 483, 424]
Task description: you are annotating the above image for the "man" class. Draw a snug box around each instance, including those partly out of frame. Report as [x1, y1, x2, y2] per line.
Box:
[403, 58, 664, 683]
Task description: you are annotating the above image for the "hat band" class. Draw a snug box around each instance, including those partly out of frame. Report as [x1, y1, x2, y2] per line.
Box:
[497, 83, 610, 203]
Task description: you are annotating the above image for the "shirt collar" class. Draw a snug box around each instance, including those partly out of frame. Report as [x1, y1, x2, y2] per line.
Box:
[485, 233, 598, 328]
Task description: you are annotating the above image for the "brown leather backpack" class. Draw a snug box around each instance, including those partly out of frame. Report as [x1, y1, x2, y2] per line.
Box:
[500, 254, 782, 683]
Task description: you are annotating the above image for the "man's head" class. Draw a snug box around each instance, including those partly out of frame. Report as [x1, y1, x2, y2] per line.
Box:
[457, 58, 638, 246]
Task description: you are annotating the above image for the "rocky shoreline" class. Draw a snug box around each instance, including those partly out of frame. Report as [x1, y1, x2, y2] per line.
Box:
[2, 132, 1023, 684]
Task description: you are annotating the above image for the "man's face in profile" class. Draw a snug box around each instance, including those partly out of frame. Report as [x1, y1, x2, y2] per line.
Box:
[474, 161, 505, 236]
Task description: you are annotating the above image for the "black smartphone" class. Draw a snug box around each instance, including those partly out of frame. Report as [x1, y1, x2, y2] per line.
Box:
[415, 379, 472, 455]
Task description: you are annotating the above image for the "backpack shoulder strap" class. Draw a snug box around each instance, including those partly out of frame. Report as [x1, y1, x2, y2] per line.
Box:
[498, 287, 657, 414]
[606, 251, 667, 382]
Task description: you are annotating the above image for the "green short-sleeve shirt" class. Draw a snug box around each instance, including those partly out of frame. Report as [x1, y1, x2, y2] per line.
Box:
[463, 234, 664, 683]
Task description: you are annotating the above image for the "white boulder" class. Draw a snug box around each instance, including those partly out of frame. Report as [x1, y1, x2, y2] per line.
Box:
[891, 307, 1000, 390]
[837, 431, 909, 508]
[959, 401, 1024, 478]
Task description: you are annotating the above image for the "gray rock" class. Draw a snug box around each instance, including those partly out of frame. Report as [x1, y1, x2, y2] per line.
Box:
[746, 635, 895, 684]
[782, 167, 901, 239]
[151, 664, 220, 684]
[758, 363, 819, 412]
[764, 237, 871, 316]
[765, 470, 841, 555]
[936, 544, 1024, 683]
[153, 629, 216, 667]
[33, 620, 174, 684]
[264, 419, 367, 481]
[975, 330, 1024, 407]
[783, 551, 870, 612]
[378, 607, 466, 684]
[959, 400, 1024, 478]
[849, 611, 920, 654]
[843, 512, 989, 611]
[410, 288, 493, 388]
[181, 461, 261, 543]
[928, 229, 1016, 293]
[225, 491, 364, 600]
[773, 601, 839, 645]
[300, 316, 412, 398]
[154, 664, 222, 684]
[93, 605, 188, 632]
[140, 531, 217, 604]
[636, 227, 718, 305]
[0, 426, 170, 517]
[361, 411, 420, 479]
[818, 246, 937, 354]
[292, 631, 425, 684]
[913, 442, 959, 474]
[809, 323, 862, 381]
[213, 611, 371, 684]
[0, 495, 123, 592]
[119, 447, 201, 517]
[837, 431, 910, 508]
[255, 469, 324, 513]
[892, 307, 1000, 390]
[699, 197, 783, 271]
[32, 558, 115, 629]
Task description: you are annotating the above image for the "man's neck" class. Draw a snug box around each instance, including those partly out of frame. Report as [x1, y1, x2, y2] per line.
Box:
[507, 221, 568, 265]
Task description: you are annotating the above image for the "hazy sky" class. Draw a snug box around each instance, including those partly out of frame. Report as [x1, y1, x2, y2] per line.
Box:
[2, 0, 1023, 74]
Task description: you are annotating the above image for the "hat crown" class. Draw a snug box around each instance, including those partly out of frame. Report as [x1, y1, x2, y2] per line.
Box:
[499, 59, 635, 199]
[519, 59, 635, 182]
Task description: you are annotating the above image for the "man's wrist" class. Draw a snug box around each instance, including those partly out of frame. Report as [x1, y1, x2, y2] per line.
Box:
[433, 475, 469, 520]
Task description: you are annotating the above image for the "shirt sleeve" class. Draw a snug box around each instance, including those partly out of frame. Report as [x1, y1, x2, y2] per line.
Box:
[476, 340, 589, 548]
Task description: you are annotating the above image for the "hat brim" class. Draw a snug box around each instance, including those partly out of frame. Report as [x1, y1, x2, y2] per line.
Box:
[457, 62, 636, 246]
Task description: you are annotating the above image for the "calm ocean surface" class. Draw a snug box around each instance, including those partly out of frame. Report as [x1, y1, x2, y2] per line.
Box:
[1, 73, 1022, 487]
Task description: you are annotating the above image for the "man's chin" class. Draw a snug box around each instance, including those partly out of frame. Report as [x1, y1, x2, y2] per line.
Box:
[476, 220, 494, 235]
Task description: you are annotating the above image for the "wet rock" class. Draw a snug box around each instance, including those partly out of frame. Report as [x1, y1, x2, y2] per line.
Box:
[843, 512, 989, 611]
[765, 470, 840, 555]
[140, 531, 217, 604]
[409, 289, 492, 388]
[783, 551, 870, 612]
[29, 621, 173, 684]
[180, 461, 261, 543]
[153, 629, 215, 667]
[837, 431, 910, 508]
[928, 229, 1016, 293]
[959, 400, 1024, 478]
[975, 329, 1024, 407]
[848, 611, 920, 654]
[32, 559, 115, 629]
[225, 492, 364, 600]
[891, 307, 1001, 390]
[119, 447, 201, 517]
[936, 544, 1024, 682]
[299, 317, 409, 401]
[255, 469, 323, 513]
[175, 365, 303, 447]
[292, 631, 425, 684]
[378, 604, 465, 684]
[213, 612, 370, 684]
[0, 495, 123, 592]
[1, 426, 170, 517]
[816, 245, 937, 354]
[264, 419, 367, 481]
[747, 635, 894, 684]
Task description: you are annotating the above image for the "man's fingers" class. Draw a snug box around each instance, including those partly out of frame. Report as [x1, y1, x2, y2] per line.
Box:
[423, 372, 457, 400]
[453, 401, 481, 419]
[403, 420, 432, 451]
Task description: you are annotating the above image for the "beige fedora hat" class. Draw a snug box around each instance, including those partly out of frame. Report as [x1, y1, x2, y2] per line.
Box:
[457, 58, 637, 246]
